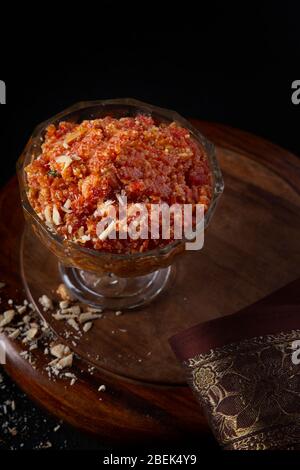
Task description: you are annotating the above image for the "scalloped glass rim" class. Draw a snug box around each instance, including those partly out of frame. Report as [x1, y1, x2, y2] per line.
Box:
[17, 98, 224, 261]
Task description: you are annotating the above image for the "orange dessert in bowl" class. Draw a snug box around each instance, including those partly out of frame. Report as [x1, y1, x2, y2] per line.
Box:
[17, 99, 223, 309]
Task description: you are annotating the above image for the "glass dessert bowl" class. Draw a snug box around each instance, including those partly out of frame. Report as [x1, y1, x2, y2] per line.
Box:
[17, 99, 224, 309]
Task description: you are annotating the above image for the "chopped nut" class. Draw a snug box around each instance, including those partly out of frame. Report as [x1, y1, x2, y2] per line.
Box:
[83, 321, 93, 333]
[16, 305, 27, 315]
[59, 300, 69, 310]
[44, 205, 52, 224]
[79, 312, 102, 324]
[50, 344, 65, 359]
[87, 307, 103, 313]
[38, 295, 53, 311]
[52, 204, 62, 225]
[56, 283, 74, 301]
[65, 129, 85, 144]
[52, 313, 78, 321]
[64, 372, 76, 379]
[98, 385, 106, 392]
[63, 199, 72, 210]
[61, 305, 81, 315]
[23, 327, 38, 342]
[55, 154, 73, 171]
[67, 318, 79, 331]
[56, 353, 73, 369]
[8, 328, 20, 339]
[115, 310, 122, 316]
[0, 310, 15, 327]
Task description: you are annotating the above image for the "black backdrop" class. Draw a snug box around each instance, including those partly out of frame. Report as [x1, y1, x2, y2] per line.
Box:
[0, 2, 300, 189]
[0, 0, 300, 454]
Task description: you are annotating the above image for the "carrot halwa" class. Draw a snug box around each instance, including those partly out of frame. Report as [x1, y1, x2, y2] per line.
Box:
[25, 115, 212, 253]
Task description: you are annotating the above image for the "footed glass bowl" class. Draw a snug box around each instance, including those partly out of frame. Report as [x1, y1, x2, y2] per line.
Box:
[17, 99, 224, 309]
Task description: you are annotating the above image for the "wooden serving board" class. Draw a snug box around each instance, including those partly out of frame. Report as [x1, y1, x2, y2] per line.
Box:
[1, 121, 300, 443]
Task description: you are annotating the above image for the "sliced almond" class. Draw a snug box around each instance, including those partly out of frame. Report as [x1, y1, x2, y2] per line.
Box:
[61, 305, 81, 315]
[67, 318, 79, 331]
[79, 312, 102, 324]
[59, 300, 69, 310]
[63, 199, 72, 209]
[52, 313, 78, 321]
[71, 154, 81, 161]
[24, 327, 38, 342]
[83, 321, 93, 333]
[16, 305, 27, 315]
[52, 205, 61, 225]
[80, 234, 91, 243]
[8, 329, 20, 339]
[50, 344, 65, 359]
[87, 307, 103, 313]
[0, 310, 15, 327]
[44, 205, 53, 224]
[64, 346, 70, 355]
[55, 154, 73, 171]
[65, 128, 85, 144]
[57, 353, 73, 369]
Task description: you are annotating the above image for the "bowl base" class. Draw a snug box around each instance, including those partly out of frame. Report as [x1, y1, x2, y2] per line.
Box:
[59, 264, 174, 310]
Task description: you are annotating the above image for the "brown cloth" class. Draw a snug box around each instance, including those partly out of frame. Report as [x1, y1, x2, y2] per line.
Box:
[169, 280, 300, 450]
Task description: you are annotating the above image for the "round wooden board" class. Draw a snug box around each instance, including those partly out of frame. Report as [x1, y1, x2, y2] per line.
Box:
[1, 121, 300, 443]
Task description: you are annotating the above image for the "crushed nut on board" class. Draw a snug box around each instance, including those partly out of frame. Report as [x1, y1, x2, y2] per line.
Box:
[78, 312, 102, 324]
[38, 295, 53, 311]
[67, 318, 79, 331]
[23, 327, 38, 343]
[0, 310, 15, 327]
[83, 322, 92, 333]
[59, 300, 69, 310]
[56, 283, 74, 301]
[50, 344, 65, 359]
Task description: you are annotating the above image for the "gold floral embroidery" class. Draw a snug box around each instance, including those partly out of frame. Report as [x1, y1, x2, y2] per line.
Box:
[184, 329, 300, 450]
[194, 366, 216, 390]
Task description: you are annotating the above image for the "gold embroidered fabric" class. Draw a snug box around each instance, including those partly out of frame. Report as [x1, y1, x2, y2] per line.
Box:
[184, 330, 300, 450]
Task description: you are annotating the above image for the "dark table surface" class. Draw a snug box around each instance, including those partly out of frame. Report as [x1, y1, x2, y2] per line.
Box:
[0, 367, 218, 451]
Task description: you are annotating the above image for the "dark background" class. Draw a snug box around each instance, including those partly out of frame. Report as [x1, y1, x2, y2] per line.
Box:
[1, 3, 300, 188]
[0, 1, 300, 453]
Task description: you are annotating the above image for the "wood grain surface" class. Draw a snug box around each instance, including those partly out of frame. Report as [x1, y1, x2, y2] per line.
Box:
[1, 121, 300, 442]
